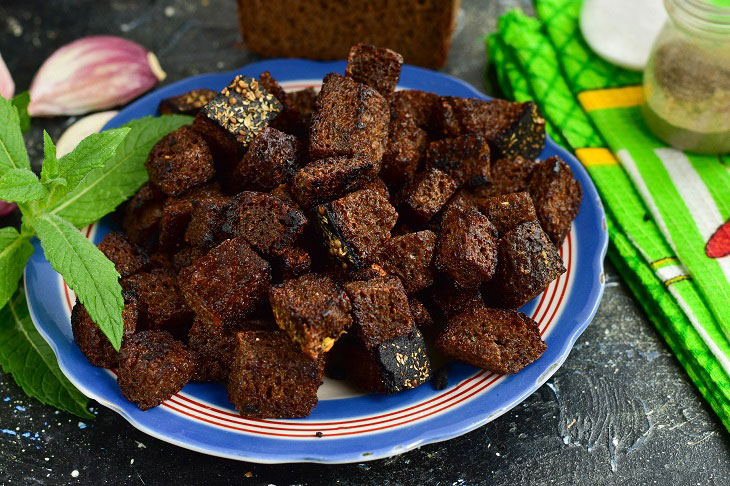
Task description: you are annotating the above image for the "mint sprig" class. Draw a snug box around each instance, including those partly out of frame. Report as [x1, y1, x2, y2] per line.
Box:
[0, 92, 193, 417]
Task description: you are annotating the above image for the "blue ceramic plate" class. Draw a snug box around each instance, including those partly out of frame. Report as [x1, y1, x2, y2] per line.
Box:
[25, 60, 607, 464]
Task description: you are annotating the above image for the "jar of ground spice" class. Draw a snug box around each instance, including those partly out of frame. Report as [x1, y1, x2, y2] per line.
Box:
[642, 0, 730, 154]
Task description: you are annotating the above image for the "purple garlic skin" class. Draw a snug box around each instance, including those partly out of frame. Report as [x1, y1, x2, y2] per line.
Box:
[28, 36, 166, 117]
[0, 52, 14, 99]
[0, 201, 17, 218]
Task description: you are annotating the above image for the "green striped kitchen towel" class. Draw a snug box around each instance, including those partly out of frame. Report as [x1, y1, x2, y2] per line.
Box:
[487, 1, 730, 431]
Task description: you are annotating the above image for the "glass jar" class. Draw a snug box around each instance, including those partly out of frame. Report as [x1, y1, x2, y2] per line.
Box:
[642, 0, 730, 154]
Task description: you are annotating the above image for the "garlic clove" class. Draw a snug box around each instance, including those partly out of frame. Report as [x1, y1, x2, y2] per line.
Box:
[28, 36, 166, 117]
[0, 52, 14, 99]
[56, 110, 119, 157]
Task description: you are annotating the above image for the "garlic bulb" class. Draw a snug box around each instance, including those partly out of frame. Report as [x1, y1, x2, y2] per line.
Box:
[0, 52, 14, 99]
[56, 110, 119, 157]
[28, 36, 166, 117]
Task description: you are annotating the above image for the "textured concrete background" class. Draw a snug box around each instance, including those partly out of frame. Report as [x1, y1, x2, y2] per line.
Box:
[0, 0, 728, 484]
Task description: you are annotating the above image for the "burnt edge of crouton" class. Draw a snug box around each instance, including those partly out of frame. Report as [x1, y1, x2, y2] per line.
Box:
[183, 194, 232, 249]
[158, 183, 222, 251]
[146, 126, 215, 197]
[484, 221, 565, 309]
[425, 134, 491, 188]
[292, 156, 377, 208]
[231, 126, 302, 192]
[227, 330, 323, 418]
[180, 237, 272, 328]
[345, 43, 404, 103]
[269, 273, 353, 359]
[159, 89, 216, 116]
[470, 155, 537, 201]
[435, 306, 547, 374]
[97, 231, 150, 279]
[528, 155, 583, 247]
[486, 100, 546, 160]
[377, 231, 436, 294]
[117, 330, 194, 410]
[313, 188, 397, 271]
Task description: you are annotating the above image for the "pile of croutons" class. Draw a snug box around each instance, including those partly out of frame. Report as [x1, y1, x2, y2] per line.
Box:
[71, 44, 582, 418]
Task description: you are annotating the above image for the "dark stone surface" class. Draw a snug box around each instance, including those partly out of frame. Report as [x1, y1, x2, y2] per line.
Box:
[0, 0, 728, 484]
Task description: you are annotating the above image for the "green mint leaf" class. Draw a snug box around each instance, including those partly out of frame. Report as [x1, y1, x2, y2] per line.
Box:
[0, 95, 31, 174]
[0, 168, 48, 203]
[11, 91, 31, 135]
[34, 213, 123, 350]
[0, 289, 93, 419]
[56, 127, 130, 191]
[40, 130, 61, 184]
[49, 114, 192, 228]
[0, 227, 33, 310]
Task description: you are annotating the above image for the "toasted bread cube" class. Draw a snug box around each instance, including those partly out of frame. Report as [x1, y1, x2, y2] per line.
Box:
[192, 112, 244, 163]
[273, 245, 312, 281]
[222, 191, 307, 257]
[145, 126, 215, 197]
[429, 282, 486, 321]
[122, 182, 164, 250]
[172, 245, 207, 272]
[180, 237, 272, 327]
[436, 97, 546, 159]
[183, 194, 231, 249]
[197, 75, 282, 159]
[528, 156, 582, 246]
[269, 183, 299, 208]
[159, 183, 222, 250]
[436, 306, 546, 374]
[425, 134, 491, 188]
[309, 73, 389, 164]
[345, 329, 431, 394]
[485, 221, 565, 309]
[477, 192, 537, 237]
[97, 231, 149, 278]
[313, 188, 398, 270]
[258, 71, 309, 136]
[345, 43, 404, 103]
[231, 127, 302, 192]
[409, 297, 434, 331]
[227, 330, 323, 418]
[71, 292, 138, 368]
[399, 168, 457, 224]
[270, 273, 353, 359]
[159, 89, 216, 116]
[390, 90, 440, 132]
[123, 271, 194, 339]
[381, 114, 429, 188]
[469, 155, 537, 204]
[377, 231, 436, 294]
[117, 330, 194, 410]
[436, 204, 498, 288]
[291, 155, 377, 208]
[285, 88, 317, 122]
[344, 276, 414, 350]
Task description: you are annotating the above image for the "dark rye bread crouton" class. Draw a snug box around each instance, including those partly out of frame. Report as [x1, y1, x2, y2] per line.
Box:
[184, 194, 231, 250]
[97, 231, 150, 278]
[180, 237, 272, 328]
[345, 43, 404, 103]
[436, 97, 546, 160]
[344, 276, 415, 350]
[344, 329, 431, 394]
[270, 273, 353, 359]
[159, 183, 222, 250]
[188, 318, 276, 382]
[390, 90, 440, 133]
[145, 126, 215, 197]
[528, 156, 582, 247]
[309, 73, 389, 165]
[122, 271, 194, 339]
[159, 89, 216, 116]
[227, 330, 324, 418]
[222, 192, 307, 257]
[377, 231, 436, 294]
[122, 182, 164, 250]
[172, 246, 207, 272]
[473, 155, 536, 200]
[231, 127, 302, 192]
[380, 114, 429, 188]
[435, 204, 498, 289]
[269, 183, 299, 208]
[485, 221, 565, 310]
[273, 245, 311, 281]
[477, 192, 538, 237]
[285, 88, 317, 122]
[435, 306, 546, 374]
[71, 292, 138, 368]
[291, 155, 376, 208]
[429, 282, 486, 321]
[117, 330, 194, 410]
[425, 134, 491, 188]
[409, 296, 434, 330]
[399, 168, 457, 224]
[259, 71, 309, 136]
[313, 188, 398, 271]
[196, 75, 282, 162]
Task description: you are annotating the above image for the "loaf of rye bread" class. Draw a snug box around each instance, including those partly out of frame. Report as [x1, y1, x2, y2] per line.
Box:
[236, 0, 460, 69]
